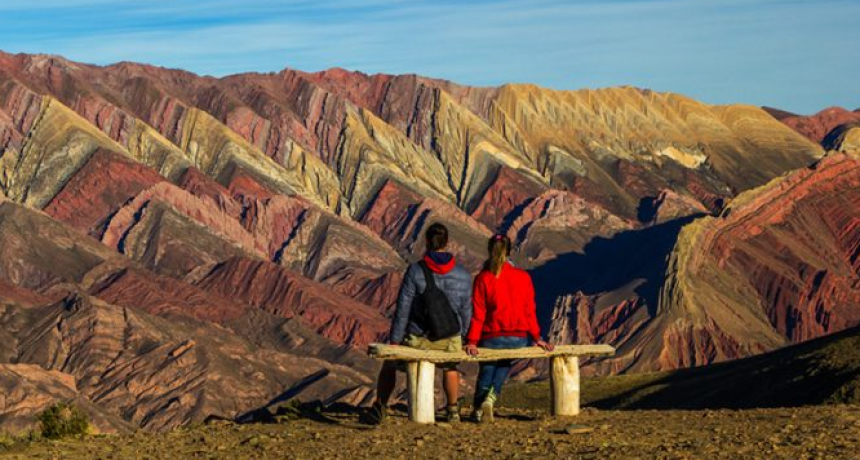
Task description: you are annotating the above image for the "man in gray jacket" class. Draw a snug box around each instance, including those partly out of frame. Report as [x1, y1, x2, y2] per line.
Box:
[369, 223, 472, 423]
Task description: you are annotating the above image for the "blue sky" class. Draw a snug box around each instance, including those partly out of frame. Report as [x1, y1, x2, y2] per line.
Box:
[0, 0, 858, 113]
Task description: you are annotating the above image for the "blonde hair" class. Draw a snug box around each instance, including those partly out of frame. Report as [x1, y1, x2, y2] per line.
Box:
[487, 234, 511, 276]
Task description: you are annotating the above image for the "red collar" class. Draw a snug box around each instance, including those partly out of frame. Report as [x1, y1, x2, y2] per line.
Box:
[423, 253, 455, 274]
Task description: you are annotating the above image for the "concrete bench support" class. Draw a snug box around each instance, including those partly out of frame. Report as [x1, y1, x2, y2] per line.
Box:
[406, 361, 436, 424]
[368, 343, 614, 424]
[550, 355, 580, 416]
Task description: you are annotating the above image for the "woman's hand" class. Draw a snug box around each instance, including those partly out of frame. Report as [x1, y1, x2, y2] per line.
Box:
[464, 344, 480, 357]
[535, 340, 555, 352]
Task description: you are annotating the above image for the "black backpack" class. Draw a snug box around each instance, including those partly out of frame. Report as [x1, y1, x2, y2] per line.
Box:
[412, 262, 461, 341]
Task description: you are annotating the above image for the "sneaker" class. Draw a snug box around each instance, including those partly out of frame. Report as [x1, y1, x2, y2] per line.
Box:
[367, 401, 387, 425]
[471, 407, 483, 423]
[445, 404, 461, 423]
[479, 388, 497, 424]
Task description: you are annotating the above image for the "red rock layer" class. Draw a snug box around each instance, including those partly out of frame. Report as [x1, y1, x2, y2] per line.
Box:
[657, 319, 751, 369]
[214, 70, 349, 164]
[703, 154, 860, 341]
[549, 293, 649, 348]
[469, 166, 547, 230]
[546, 154, 860, 373]
[88, 268, 248, 324]
[646, 189, 710, 224]
[506, 190, 632, 267]
[194, 257, 389, 347]
[101, 182, 264, 258]
[10, 293, 371, 432]
[0, 201, 122, 290]
[0, 50, 843, 392]
[94, 167, 404, 314]
[0, 278, 51, 306]
[43, 148, 165, 235]
[0, 106, 23, 152]
[0, 363, 130, 435]
[359, 179, 491, 270]
[176, 167, 243, 219]
[224, 165, 277, 201]
[776, 107, 860, 144]
[296, 68, 497, 149]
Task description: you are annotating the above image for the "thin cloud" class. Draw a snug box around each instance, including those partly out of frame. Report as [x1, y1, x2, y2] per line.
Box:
[0, 0, 858, 113]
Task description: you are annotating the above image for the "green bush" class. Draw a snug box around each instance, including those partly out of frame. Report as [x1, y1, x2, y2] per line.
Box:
[36, 402, 90, 440]
[0, 432, 15, 450]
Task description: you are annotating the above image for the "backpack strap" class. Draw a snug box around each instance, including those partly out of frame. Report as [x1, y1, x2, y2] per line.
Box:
[418, 261, 438, 292]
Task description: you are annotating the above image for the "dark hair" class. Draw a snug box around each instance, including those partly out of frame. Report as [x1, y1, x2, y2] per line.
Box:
[487, 234, 511, 276]
[425, 223, 449, 251]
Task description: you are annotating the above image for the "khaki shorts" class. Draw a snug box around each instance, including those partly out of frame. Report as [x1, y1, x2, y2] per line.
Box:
[386, 335, 462, 371]
[403, 334, 462, 352]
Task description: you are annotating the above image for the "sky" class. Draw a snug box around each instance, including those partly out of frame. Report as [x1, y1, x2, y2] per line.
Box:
[0, 0, 858, 114]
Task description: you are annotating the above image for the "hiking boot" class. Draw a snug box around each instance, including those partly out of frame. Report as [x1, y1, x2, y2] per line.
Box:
[367, 401, 388, 425]
[479, 388, 497, 424]
[445, 404, 461, 423]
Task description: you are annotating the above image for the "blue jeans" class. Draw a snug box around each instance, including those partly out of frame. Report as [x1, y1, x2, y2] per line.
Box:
[474, 336, 529, 405]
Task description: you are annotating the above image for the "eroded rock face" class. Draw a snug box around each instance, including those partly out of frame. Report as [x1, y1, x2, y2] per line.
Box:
[9, 294, 372, 432]
[0, 364, 130, 435]
[772, 106, 860, 145]
[0, 201, 122, 290]
[0, 51, 819, 239]
[0, 53, 821, 291]
[679, 155, 860, 338]
[88, 267, 251, 324]
[547, 154, 860, 373]
[0, 51, 848, 432]
[508, 190, 633, 268]
[43, 148, 165, 236]
[359, 179, 491, 270]
[822, 122, 860, 154]
[655, 154, 860, 364]
[195, 257, 389, 347]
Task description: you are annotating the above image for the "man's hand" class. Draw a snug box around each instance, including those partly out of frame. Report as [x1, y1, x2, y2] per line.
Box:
[464, 344, 479, 356]
[535, 340, 555, 352]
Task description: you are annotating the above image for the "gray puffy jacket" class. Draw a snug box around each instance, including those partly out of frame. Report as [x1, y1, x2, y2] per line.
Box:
[389, 260, 472, 344]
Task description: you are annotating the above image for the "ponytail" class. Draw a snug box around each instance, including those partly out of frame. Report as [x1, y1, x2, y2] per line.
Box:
[487, 234, 511, 276]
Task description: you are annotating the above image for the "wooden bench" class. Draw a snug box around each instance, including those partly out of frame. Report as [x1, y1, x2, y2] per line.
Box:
[368, 343, 615, 423]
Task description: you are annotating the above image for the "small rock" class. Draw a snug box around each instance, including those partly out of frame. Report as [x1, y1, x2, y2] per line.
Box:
[563, 424, 594, 435]
[242, 435, 270, 447]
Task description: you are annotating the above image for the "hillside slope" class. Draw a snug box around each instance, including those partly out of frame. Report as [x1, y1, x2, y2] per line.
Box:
[509, 323, 860, 410]
[546, 153, 860, 373]
[0, 50, 848, 434]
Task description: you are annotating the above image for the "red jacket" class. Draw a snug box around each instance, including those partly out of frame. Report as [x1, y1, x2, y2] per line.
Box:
[466, 262, 542, 345]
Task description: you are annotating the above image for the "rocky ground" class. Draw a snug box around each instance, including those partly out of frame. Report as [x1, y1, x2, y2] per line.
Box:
[5, 326, 860, 459]
[3, 403, 860, 459]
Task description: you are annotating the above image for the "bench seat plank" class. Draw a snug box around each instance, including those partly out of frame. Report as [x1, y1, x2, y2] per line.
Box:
[368, 343, 615, 363]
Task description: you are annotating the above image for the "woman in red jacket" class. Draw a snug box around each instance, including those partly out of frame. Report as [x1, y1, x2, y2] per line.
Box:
[465, 234, 553, 422]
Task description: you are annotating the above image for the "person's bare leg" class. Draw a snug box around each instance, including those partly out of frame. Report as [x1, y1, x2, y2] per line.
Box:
[375, 363, 397, 407]
[443, 369, 459, 406]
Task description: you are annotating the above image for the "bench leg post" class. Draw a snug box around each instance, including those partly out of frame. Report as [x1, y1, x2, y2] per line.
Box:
[406, 361, 436, 424]
[550, 356, 580, 417]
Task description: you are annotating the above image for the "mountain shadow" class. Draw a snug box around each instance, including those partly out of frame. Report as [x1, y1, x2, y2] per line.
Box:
[588, 324, 860, 410]
[529, 215, 703, 334]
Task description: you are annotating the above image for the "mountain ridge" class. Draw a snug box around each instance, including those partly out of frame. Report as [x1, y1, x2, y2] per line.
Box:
[0, 50, 853, 433]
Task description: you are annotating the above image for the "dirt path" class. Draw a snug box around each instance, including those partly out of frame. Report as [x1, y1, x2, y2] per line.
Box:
[3, 405, 860, 459]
